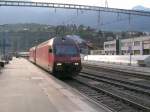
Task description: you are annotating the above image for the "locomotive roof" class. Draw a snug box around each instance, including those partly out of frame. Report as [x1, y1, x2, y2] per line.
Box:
[37, 38, 54, 48]
[53, 36, 76, 45]
[34, 36, 76, 49]
[29, 46, 36, 51]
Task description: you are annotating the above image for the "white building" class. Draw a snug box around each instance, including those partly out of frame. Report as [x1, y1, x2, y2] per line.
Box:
[104, 36, 150, 55]
[104, 40, 116, 55]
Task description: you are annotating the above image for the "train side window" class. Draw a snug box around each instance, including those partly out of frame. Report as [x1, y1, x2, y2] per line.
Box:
[49, 48, 52, 53]
[80, 49, 82, 53]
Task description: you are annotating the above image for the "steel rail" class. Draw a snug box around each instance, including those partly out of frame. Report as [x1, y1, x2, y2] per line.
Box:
[79, 72, 150, 96]
[82, 69, 150, 90]
[74, 76, 150, 112]
[83, 64, 150, 80]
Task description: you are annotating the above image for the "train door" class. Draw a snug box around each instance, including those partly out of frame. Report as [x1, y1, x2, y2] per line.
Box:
[48, 46, 54, 72]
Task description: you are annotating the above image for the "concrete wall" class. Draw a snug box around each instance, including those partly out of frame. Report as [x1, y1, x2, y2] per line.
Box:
[84, 55, 150, 67]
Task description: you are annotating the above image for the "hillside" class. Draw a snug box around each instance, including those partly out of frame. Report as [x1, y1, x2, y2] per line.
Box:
[0, 5, 150, 31]
[0, 24, 148, 53]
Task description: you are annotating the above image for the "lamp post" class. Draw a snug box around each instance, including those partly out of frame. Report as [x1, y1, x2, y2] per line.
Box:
[128, 14, 132, 66]
[129, 45, 132, 65]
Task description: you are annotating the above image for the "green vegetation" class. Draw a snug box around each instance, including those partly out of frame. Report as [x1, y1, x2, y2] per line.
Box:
[0, 23, 147, 52]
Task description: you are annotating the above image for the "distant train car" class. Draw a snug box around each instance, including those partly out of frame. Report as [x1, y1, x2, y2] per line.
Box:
[29, 47, 36, 63]
[29, 37, 82, 77]
[18, 52, 29, 58]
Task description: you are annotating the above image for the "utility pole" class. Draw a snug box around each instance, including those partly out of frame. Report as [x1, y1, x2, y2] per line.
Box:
[128, 14, 132, 66]
[105, 0, 108, 8]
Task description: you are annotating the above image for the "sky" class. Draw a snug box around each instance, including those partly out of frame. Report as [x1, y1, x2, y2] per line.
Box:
[30, 0, 150, 9]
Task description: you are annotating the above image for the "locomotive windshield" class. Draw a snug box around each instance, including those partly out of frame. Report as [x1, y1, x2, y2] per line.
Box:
[54, 45, 79, 56]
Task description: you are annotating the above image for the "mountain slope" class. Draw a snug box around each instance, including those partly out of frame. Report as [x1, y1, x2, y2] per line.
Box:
[0, 6, 150, 31]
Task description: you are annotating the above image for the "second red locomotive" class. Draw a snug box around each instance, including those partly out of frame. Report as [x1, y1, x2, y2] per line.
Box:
[29, 36, 82, 77]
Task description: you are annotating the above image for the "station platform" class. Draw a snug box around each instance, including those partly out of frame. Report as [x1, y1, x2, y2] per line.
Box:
[83, 60, 150, 76]
[0, 58, 109, 112]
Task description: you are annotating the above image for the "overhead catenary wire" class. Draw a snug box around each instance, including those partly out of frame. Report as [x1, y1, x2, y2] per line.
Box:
[0, 1, 150, 17]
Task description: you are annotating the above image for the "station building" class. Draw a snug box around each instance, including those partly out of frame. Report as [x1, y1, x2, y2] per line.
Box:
[104, 36, 150, 55]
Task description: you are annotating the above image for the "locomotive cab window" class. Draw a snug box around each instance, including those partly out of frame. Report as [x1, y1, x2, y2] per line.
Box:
[49, 48, 52, 53]
[54, 45, 79, 56]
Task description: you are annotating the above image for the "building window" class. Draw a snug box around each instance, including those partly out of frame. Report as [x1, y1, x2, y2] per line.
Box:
[121, 50, 127, 55]
[121, 43, 125, 47]
[134, 50, 140, 55]
[134, 41, 140, 46]
[127, 42, 133, 46]
[143, 49, 150, 55]
[143, 40, 150, 45]
[110, 44, 115, 47]
[104, 44, 109, 48]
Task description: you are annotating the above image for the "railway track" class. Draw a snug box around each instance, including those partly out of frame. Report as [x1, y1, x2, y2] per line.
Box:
[83, 64, 150, 80]
[81, 70, 150, 95]
[79, 72, 150, 108]
[82, 65, 150, 89]
[64, 64, 150, 112]
[66, 76, 148, 112]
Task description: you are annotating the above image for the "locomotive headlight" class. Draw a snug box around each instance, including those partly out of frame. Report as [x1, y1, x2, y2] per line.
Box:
[74, 63, 79, 65]
[57, 63, 62, 66]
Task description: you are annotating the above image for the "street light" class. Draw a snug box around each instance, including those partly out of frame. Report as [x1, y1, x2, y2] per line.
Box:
[128, 45, 132, 65]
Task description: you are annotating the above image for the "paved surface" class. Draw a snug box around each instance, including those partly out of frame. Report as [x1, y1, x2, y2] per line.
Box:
[0, 58, 109, 112]
[83, 60, 150, 76]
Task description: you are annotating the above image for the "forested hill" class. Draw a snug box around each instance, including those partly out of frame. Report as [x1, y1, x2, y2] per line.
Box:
[0, 5, 150, 32]
[0, 24, 148, 52]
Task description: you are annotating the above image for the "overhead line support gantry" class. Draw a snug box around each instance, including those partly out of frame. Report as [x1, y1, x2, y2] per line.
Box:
[0, 1, 150, 17]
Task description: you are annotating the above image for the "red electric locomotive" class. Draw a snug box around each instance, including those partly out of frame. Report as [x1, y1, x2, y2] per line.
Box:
[29, 36, 82, 77]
